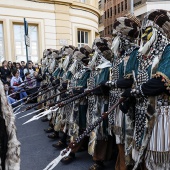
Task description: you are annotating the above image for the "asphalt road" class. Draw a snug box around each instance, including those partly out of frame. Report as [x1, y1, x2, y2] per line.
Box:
[15, 106, 115, 170]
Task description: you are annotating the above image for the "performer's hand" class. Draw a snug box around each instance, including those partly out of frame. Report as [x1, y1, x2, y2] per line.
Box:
[72, 87, 84, 94]
[121, 88, 131, 97]
[119, 99, 130, 114]
[105, 81, 111, 87]
[62, 82, 67, 89]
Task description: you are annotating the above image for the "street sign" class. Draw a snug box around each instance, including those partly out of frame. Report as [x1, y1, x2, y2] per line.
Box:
[59, 39, 68, 45]
[25, 35, 30, 47]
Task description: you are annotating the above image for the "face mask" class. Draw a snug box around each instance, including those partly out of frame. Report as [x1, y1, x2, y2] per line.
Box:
[88, 51, 98, 69]
[138, 27, 157, 55]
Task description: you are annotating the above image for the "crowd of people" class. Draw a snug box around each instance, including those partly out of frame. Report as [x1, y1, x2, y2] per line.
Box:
[0, 60, 42, 105]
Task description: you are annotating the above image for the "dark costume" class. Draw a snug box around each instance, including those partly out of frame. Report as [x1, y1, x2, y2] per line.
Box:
[122, 10, 170, 169]
[105, 15, 141, 170]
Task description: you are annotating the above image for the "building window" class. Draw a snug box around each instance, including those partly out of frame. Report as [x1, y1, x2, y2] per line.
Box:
[104, 11, 106, 19]
[121, 2, 124, 11]
[107, 9, 109, 18]
[14, 24, 39, 62]
[110, 24, 112, 34]
[78, 30, 88, 47]
[118, 4, 120, 13]
[0, 23, 4, 62]
[125, 0, 127, 10]
[99, 15, 103, 24]
[114, 6, 116, 15]
[79, 0, 85, 3]
[110, 7, 112, 17]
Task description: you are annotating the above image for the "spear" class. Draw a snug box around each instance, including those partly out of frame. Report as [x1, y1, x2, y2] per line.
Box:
[9, 80, 50, 98]
[13, 83, 59, 107]
[18, 108, 45, 119]
[12, 83, 56, 111]
[22, 85, 101, 124]
[8, 79, 37, 97]
[18, 91, 77, 119]
[14, 89, 67, 116]
[43, 97, 126, 170]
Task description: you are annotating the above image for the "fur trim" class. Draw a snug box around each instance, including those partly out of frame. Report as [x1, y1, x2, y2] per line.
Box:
[0, 80, 20, 170]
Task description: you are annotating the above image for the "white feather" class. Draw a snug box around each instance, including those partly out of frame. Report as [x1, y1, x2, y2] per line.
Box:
[111, 35, 120, 56]
[151, 56, 159, 76]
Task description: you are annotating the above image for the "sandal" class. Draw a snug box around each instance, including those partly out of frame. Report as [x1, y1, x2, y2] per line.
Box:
[52, 140, 67, 149]
[89, 162, 104, 170]
[48, 132, 59, 139]
[44, 127, 54, 133]
[61, 153, 75, 164]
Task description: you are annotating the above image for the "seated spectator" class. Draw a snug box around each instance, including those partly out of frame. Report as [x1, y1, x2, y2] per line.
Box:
[4, 83, 17, 105]
[5, 76, 12, 86]
[10, 70, 27, 100]
[0, 60, 11, 83]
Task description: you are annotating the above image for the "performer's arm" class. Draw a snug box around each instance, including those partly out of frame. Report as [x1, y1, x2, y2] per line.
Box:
[141, 77, 168, 96]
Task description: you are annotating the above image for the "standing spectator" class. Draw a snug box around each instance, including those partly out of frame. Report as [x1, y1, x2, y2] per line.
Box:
[12, 62, 16, 69]
[0, 60, 11, 83]
[24, 61, 35, 77]
[38, 63, 42, 75]
[25, 72, 37, 95]
[20, 61, 26, 80]
[21, 61, 26, 67]
[33, 71, 43, 87]
[34, 63, 39, 73]
[10, 70, 27, 100]
[15, 62, 21, 76]
[8, 61, 14, 72]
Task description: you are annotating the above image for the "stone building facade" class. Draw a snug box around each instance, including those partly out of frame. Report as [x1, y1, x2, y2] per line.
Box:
[99, 0, 130, 37]
[99, 0, 170, 37]
[0, 0, 99, 62]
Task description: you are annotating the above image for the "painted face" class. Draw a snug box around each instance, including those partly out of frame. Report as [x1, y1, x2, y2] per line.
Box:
[138, 27, 157, 55]
[141, 27, 153, 45]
